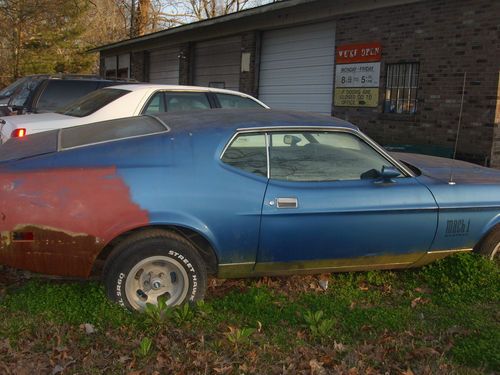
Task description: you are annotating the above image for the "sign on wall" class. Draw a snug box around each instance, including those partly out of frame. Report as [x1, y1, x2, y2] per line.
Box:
[334, 42, 382, 107]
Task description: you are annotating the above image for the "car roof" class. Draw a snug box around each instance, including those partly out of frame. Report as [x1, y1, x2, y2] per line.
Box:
[153, 109, 358, 133]
[108, 83, 261, 97]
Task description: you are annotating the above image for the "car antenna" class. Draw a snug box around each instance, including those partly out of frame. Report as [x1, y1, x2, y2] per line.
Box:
[449, 71, 467, 186]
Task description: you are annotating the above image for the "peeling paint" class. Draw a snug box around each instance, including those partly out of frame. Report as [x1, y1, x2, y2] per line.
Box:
[13, 224, 88, 238]
[0, 167, 149, 277]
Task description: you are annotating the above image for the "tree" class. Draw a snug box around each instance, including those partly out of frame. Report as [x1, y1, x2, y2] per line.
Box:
[0, 0, 95, 82]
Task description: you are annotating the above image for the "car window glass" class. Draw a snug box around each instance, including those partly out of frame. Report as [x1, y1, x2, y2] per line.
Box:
[215, 93, 263, 109]
[36, 80, 99, 113]
[56, 88, 129, 117]
[0, 77, 28, 97]
[269, 131, 397, 182]
[9, 77, 43, 108]
[221, 133, 267, 177]
[166, 92, 210, 112]
[143, 92, 165, 114]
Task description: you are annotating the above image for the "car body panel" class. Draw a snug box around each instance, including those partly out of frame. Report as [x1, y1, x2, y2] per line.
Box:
[0, 165, 149, 276]
[0, 110, 498, 278]
[393, 152, 500, 250]
[258, 177, 438, 264]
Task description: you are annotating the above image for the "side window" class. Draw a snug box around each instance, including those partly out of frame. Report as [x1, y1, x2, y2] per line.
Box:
[221, 133, 267, 177]
[36, 80, 99, 113]
[269, 131, 398, 182]
[143, 92, 165, 114]
[215, 93, 263, 109]
[165, 92, 211, 112]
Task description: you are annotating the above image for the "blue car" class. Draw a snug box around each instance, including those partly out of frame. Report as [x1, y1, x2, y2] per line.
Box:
[0, 109, 498, 311]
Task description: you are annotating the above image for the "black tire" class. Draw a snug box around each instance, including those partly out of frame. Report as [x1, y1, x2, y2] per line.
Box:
[475, 226, 500, 260]
[104, 230, 207, 311]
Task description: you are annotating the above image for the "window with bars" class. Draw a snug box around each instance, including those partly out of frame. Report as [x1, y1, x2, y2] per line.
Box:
[384, 63, 419, 114]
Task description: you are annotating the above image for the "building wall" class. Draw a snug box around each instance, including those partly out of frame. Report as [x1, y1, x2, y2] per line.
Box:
[332, 0, 500, 166]
[99, 0, 500, 167]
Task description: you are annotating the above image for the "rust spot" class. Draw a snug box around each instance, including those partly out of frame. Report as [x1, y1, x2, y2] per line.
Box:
[0, 167, 149, 277]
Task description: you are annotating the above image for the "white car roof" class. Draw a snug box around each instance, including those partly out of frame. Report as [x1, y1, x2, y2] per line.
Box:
[107, 84, 258, 98]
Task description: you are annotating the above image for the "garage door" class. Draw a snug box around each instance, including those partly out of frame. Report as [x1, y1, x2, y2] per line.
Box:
[149, 47, 180, 84]
[193, 36, 241, 91]
[259, 22, 335, 114]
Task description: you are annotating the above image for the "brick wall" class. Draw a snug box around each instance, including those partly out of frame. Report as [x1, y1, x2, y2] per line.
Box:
[333, 0, 500, 167]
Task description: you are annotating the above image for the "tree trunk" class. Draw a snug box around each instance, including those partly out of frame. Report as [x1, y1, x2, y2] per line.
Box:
[135, 0, 149, 36]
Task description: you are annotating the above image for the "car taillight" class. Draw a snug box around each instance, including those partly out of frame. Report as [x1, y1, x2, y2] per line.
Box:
[11, 128, 26, 138]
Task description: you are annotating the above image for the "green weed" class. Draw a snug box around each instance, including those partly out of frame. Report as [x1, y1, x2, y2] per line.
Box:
[224, 326, 255, 349]
[136, 336, 153, 357]
[303, 309, 335, 339]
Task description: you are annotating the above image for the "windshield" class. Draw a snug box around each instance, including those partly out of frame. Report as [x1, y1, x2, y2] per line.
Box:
[8, 76, 45, 108]
[0, 77, 29, 98]
[56, 88, 129, 117]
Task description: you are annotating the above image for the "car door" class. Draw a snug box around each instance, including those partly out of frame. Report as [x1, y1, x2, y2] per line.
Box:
[255, 129, 439, 272]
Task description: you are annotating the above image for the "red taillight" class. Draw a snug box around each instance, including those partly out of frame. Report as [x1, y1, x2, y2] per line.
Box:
[11, 128, 27, 138]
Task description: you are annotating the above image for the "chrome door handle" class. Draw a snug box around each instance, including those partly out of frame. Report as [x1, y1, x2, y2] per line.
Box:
[276, 197, 298, 208]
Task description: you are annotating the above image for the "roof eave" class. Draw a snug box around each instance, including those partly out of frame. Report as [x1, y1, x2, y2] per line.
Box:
[88, 0, 317, 53]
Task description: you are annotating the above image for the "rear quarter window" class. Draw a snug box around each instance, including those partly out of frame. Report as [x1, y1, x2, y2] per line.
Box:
[216, 93, 263, 109]
[221, 133, 267, 177]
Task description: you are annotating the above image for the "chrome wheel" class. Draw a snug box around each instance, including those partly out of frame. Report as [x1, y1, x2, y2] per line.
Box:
[125, 255, 189, 310]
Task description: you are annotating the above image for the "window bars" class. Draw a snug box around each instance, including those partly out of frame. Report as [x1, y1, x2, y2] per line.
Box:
[384, 63, 419, 114]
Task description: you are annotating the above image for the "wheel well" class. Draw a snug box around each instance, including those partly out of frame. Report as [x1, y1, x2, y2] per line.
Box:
[474, 223, 500, 252]
[91, 225, 219, 278]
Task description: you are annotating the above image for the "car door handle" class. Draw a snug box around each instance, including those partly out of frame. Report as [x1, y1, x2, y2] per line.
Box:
[276, 197, 298, 209]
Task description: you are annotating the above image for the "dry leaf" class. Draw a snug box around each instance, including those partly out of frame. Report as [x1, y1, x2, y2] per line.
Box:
[411, 297, 430, 308]
[309, 359, 326, 375]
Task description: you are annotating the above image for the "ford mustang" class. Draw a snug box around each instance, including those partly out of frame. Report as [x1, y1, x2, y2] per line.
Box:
[0, 110, 498, 311]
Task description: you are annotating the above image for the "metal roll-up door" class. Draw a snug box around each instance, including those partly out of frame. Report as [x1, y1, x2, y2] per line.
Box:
[149, 47, 180, 84]
[259, 22, 335, 114]
[193, 36, 241, 91]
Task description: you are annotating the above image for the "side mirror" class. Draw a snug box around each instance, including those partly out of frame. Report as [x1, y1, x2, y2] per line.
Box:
[377, 165, 401, 183]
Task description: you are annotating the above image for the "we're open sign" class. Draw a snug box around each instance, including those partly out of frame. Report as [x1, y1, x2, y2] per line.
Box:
[335, 42, 382, 108]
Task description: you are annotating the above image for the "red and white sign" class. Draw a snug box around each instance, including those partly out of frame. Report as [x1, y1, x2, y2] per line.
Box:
[336, 42, 382, 64]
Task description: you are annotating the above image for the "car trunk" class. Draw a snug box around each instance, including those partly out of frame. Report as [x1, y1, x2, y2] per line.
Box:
[0, 130, 58, 163]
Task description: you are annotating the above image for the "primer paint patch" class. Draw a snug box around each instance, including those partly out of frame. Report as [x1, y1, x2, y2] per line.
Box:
[0, 167, 149, 276]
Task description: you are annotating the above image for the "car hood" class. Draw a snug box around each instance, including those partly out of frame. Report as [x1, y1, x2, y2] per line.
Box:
[391, 152, 500, 184]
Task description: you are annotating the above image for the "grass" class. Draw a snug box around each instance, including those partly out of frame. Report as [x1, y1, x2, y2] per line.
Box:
[0, 253, 498, 373]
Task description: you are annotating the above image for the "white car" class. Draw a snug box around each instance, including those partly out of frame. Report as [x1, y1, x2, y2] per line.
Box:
[0, 84, 268, 143]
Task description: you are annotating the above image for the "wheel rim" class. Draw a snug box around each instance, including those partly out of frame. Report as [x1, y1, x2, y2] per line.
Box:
[491, 242, 500, 261]
[125, 255, 189, 310]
